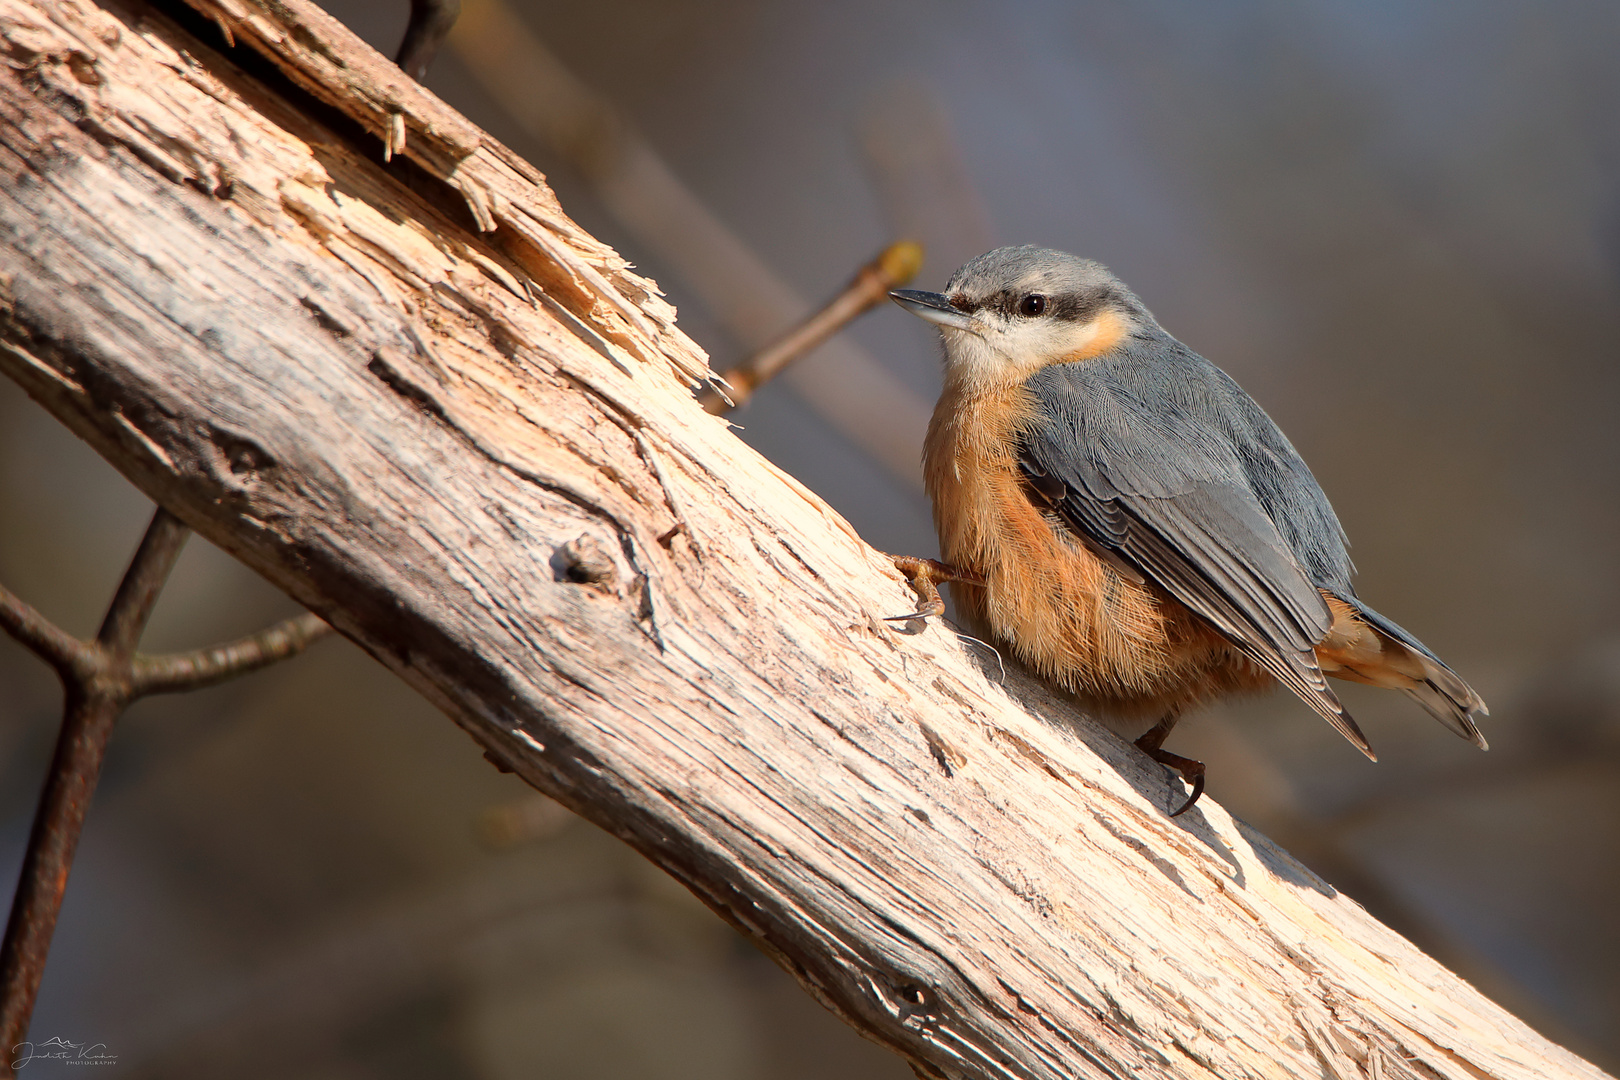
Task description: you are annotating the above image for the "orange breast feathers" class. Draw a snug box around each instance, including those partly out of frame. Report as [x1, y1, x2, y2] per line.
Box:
[922, 384, 1265, 716]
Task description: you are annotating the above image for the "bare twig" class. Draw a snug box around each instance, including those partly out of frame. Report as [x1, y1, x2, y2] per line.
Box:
[448, 0, 935, 485]
[0, 509, 185, 1063]
[395, 0, 461, 81]
[0, 693, 120, 1074]
[0, 584, 82, 678]
[94, 507, 190, 659]
[131, 611, 332, 696]
[0, 509, 329, 1070]
[698, 240, 924, 414]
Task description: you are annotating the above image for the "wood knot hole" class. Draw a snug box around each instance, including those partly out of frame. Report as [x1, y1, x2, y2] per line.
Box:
[66, 52, 103, 86]
[215, 432, 274, 479]
[556, 535, 618, 590]
[892, 981, 938, 1021]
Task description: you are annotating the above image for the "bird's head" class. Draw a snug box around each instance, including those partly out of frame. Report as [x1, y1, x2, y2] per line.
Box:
[891, 246, 1149, 393]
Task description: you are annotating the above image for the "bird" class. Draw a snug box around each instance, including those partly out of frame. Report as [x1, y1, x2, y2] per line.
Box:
[887, 246, 1487, 815]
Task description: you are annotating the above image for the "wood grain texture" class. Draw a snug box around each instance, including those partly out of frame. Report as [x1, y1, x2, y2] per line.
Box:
[0, 2, 1607, 1078]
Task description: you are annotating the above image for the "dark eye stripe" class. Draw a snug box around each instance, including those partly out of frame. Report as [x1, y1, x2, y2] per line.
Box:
[1048, 286, 1119, 322]
[975, 285, 1120, 321]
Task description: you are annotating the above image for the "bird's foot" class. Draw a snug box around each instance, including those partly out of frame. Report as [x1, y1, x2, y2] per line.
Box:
[1134, 717, 1205, 816]
[885, 556, 981, 623]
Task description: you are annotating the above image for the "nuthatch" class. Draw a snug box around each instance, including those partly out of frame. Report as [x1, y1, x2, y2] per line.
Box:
[890, 246, 1487, 815]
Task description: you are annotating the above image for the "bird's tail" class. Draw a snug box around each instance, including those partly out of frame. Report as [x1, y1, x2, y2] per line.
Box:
[1314, 590, 1489, 749]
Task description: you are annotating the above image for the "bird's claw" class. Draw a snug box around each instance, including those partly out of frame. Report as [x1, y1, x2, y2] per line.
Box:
[1169, 770, 1206, 817]
[885, 602, 944, 624]
[1134, 719, 1206, 817]
[886, 555, 978, 624]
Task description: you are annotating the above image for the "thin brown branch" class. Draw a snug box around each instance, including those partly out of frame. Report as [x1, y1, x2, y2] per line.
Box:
[0, 506, 188, 683]
[0, 582, 84, 677]
[698, 240, 924, 414]
[0, 693, 120, 1064]
[0, 509, 186, 1063]
[0, 510, 325, 1070]
[395, 0, 461, 81]
[131, 612, 333, 697]
[448, 0, 929, 483]
[95, 507, 190, 659]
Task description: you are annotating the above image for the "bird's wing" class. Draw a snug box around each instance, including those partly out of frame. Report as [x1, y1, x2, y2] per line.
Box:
[1020, 368, 1372, 755]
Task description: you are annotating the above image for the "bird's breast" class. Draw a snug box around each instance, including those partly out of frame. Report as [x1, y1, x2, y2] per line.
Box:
[923, 382, 1254, 712]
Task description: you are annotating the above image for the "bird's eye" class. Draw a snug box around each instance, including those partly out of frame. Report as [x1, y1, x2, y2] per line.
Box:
[1018, 294, 1048, 317]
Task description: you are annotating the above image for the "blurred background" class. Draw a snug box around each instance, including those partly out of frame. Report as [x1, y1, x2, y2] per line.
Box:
[3, 0, 1619, 1075]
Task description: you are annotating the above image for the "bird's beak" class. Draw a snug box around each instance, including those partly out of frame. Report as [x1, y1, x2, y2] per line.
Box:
[889, 290, 980, 333]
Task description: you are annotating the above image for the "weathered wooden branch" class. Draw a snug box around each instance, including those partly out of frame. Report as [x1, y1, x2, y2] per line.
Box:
[0, 1, 1606, 1078]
